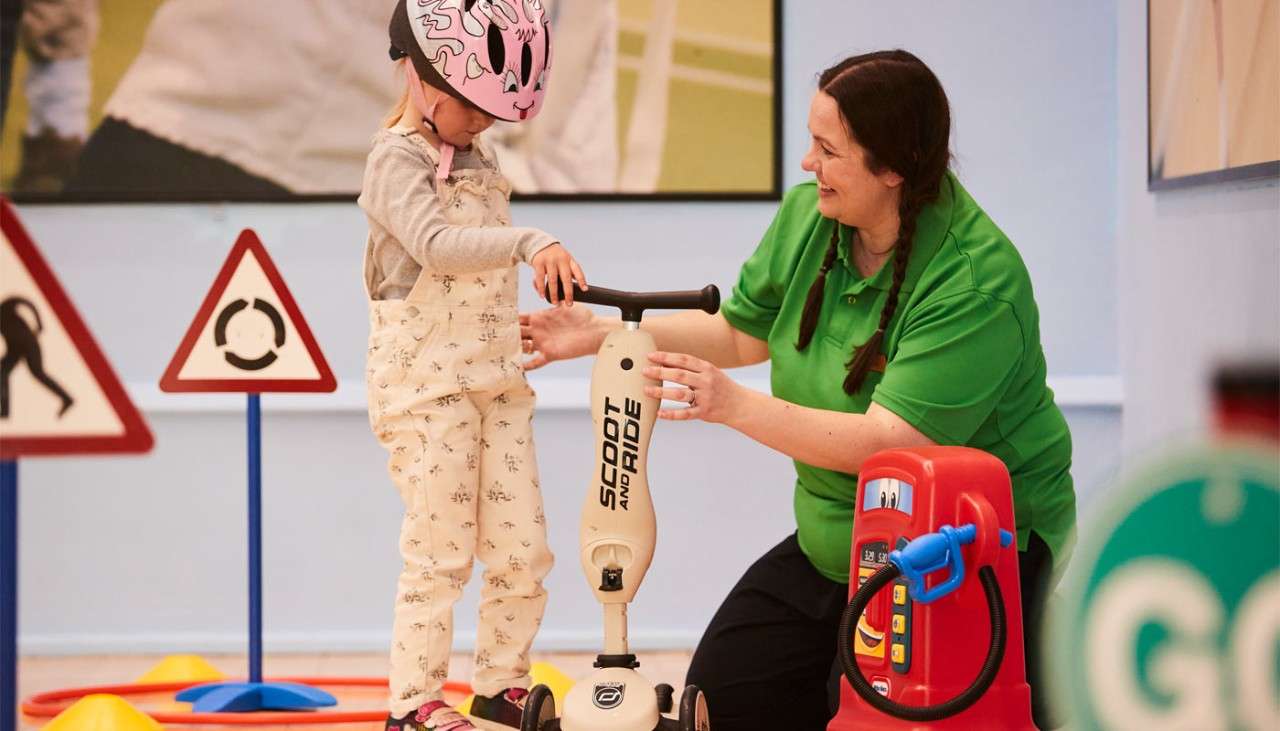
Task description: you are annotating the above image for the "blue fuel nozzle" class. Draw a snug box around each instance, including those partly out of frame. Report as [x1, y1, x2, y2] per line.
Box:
[888, 524, 1014, 604]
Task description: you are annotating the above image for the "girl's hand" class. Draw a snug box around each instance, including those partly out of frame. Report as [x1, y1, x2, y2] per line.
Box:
[529, 243, 587, 306]
[520, 304, 601, 370]
[643, 351, 744, 423]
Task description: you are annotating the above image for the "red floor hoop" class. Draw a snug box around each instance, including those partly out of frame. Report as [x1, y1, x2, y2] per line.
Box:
[22, 676, 474, 725]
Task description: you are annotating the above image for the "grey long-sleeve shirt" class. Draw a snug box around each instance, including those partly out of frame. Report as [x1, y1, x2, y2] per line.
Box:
[357, 124, 558, 301]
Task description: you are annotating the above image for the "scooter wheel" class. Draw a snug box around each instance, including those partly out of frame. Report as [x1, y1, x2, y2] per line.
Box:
[655, 683, 675, 714]
[678, 685, 709, 731]
[520, 684, 556, 731]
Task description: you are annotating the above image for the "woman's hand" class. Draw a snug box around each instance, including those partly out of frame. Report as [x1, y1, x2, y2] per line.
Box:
[529, 242, 587, 305]
[643, 351, 745, 423]
[520, 304, 601, 370]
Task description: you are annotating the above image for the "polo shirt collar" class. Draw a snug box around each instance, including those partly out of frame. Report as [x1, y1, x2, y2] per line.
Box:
[834, 171, 957, 293]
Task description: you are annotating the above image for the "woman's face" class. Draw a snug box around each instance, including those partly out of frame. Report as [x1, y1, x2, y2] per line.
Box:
[801, 91, 902, 227]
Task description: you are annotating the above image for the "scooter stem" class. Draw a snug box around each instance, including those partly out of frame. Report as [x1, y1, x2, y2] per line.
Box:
[581, 323, 659, 658]
[556, 282, 719, 663]
[604, 603, 629, 656]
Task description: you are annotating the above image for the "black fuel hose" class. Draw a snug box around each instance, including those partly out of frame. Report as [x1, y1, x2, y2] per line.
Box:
[836, 564, 1007, 721]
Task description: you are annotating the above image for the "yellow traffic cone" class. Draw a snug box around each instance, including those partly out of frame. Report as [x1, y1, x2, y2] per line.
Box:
[134, 654, 225, 684]
[41, 694, 164, 731]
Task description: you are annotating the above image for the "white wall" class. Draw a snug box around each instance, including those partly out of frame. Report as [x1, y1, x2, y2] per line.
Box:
[13, 1, 1121, 655]
[1116, 1, 1280, 456]
[785, 1, 1120, 377]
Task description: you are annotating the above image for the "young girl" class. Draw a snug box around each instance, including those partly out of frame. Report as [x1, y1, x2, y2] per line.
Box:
[360, 2, 583, 729]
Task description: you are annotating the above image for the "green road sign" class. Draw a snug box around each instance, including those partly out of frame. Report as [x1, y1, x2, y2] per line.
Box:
[1053, 444, 1279, 730]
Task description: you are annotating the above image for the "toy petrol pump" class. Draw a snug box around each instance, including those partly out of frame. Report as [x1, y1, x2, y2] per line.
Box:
[828, 447, 1036, 731]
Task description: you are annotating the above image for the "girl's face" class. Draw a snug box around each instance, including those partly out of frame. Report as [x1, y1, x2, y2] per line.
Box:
[418, 83, 495, 148]
[800, 91, 902, 227]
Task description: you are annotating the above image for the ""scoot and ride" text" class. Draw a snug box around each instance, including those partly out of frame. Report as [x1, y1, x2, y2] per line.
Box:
[599, 395, 641, 510]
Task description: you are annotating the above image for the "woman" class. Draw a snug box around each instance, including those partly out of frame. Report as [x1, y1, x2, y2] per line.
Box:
[521, 50, 1073, 730]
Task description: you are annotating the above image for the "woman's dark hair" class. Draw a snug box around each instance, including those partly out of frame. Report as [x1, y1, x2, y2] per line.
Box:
[796, 50, 952, 394]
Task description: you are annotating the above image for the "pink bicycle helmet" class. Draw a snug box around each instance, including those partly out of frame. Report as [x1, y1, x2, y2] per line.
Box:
[390, 0, 552, 117]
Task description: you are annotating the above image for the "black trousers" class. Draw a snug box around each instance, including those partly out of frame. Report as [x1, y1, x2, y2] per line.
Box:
[686, 532, 1056, 731]
[66, 117, 290, 199]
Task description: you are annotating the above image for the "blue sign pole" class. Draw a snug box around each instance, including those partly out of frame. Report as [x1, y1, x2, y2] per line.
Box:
[248, 393, 262, 684]
[2, 460, 17, 731]
[177, 395, 334, 712]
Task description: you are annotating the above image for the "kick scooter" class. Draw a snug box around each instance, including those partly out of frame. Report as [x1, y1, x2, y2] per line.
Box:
[522, 283, 719, 731]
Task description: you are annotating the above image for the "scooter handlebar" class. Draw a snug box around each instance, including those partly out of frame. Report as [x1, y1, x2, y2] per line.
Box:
[545, 282, 720, 322]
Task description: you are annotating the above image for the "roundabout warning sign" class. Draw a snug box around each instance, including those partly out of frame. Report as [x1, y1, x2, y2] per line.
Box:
[159, 229, 335, 393]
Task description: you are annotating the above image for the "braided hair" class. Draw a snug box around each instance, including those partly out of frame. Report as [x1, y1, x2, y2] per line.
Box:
[795, 50, 952, 394]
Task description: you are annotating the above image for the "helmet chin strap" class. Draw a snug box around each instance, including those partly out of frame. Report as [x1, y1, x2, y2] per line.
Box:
[405, 63, 455, 181]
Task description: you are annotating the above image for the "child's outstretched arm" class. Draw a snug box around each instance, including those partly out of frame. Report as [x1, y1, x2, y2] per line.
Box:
[360, 138, 564, 280]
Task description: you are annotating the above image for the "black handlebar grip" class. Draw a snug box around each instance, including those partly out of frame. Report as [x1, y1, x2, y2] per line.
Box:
[545, 283, 719, 322]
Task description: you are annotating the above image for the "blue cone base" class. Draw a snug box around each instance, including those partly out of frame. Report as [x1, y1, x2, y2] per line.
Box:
[177, 681, 338, 712]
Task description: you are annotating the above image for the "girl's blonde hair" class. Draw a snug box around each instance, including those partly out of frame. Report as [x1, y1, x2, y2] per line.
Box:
[383, 59, 410, 128]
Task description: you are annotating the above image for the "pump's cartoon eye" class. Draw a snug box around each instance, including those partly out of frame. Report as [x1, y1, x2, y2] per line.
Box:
[862, 478, 914, 516]
[879, 481, 900, 510]
[534, 69, 545, 92]
[503, 68, 519, 93]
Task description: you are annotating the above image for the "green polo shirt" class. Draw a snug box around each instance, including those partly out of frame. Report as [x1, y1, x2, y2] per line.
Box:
[721, 174, 1075, 583]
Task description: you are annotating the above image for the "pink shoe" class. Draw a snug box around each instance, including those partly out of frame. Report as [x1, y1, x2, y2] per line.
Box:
[386, 700, 476, 730]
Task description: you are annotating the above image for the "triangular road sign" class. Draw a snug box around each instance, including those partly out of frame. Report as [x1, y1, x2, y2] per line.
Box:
[160, 229, 336, 393]
[0, 198, 154, 457]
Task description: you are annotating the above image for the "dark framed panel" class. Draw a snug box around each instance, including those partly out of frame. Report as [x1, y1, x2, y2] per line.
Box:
[1147, 0, 1279, 191]
[1, 0, 781, 203]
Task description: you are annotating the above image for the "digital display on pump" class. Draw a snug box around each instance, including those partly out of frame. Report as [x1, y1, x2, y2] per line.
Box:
[862, 477, 914, 516]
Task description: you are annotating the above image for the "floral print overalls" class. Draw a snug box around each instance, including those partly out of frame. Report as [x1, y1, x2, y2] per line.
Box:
[364, 136, 553, 716]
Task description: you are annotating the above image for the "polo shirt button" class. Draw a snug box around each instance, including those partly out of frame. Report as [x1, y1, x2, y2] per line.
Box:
[846, 295, 857, 304]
